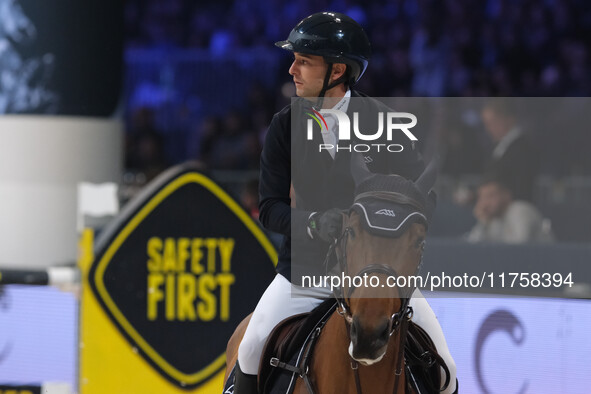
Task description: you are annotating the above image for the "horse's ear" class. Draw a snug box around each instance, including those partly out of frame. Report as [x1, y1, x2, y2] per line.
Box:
[350, 152, 373, 187]
[415, 156, 439, 196]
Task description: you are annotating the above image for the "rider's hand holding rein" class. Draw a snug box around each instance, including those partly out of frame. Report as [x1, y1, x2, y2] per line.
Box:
[308, 208, 343, 242]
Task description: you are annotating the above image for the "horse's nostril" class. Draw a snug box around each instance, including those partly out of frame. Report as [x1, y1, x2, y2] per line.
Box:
[373, 319, 390, 341]
[351, 318, 359, 338]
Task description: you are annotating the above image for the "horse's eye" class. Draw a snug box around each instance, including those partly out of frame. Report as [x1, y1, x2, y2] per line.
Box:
[415, 237, 425, 250]
[348, 228, 356, 239]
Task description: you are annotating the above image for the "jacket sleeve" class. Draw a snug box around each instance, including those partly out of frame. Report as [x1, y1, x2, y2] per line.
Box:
[258, 113, 314, 240]
[258, 113, 290, 235]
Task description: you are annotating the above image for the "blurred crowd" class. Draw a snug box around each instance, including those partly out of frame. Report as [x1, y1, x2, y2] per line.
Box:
[122, 0, 591, 242]
[125, 0, 591, 96]
[124, 0, 591, 173]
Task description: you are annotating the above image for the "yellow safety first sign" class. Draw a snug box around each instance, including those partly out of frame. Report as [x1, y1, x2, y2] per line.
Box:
[79, 165, 276, 393]
[146, 236, 236, 322]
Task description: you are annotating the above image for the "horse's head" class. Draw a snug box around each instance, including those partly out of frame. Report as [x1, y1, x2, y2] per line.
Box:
[0, 0, 36, 43]
[336, 154, 436, 366]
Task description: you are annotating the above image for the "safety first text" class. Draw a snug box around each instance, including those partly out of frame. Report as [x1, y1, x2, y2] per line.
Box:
[146, 237, 236, 322]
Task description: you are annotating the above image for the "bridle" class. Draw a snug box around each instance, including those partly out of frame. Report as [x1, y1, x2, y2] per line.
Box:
[329, 191, 427, 330]
[324, 193, 427, 394]
[329, 226, 419, 337]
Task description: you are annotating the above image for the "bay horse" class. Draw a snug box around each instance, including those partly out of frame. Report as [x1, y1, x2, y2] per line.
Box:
[225, 155, 448, 393]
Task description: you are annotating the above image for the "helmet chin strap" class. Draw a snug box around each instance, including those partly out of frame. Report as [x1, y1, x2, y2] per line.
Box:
[315, 63, 348, 110]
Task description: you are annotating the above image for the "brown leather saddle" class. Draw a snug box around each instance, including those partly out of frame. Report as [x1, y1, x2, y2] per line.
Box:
[257, 299, 336, 394]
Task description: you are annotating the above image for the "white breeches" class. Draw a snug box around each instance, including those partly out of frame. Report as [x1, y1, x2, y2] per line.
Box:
[237, 274, 457, 393]
[408, 291, 457, 393]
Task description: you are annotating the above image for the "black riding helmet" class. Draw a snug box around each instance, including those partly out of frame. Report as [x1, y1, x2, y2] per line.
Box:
[275, 12, 371, 98]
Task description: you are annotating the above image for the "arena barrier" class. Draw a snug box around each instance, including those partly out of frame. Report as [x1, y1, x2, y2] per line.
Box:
[0, 267, 78, 286]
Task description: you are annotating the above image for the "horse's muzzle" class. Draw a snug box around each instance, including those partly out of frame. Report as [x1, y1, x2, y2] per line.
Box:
[348, 316, 390, 364]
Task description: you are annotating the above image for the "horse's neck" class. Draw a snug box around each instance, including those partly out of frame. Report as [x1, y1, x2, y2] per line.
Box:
[305, 312, 405, 394]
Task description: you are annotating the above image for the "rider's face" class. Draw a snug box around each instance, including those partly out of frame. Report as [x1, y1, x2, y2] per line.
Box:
[289, 53, 329, 98]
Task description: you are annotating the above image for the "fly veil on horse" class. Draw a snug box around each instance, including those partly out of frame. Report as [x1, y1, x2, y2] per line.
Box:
[224, 155, 450, 394]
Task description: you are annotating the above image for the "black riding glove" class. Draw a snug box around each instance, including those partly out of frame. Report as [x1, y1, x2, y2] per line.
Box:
[308, 208, 343, 243]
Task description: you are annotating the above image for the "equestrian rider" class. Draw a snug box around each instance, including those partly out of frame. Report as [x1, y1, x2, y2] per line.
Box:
[235, 12, 458, 394]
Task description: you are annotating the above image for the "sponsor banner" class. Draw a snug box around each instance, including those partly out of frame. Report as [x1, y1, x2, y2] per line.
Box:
[80, 164, 276, 392]
[429, 293, 591, 393]
[0, 282, 588, 393]
[0, 286, 76, 385]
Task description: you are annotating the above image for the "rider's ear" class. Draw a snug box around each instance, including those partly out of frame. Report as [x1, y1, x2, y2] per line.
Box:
[331, 63, 347, 81]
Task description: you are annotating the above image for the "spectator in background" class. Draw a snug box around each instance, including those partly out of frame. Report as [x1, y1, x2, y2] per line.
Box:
[240, 179, 259, 220]
[123, 0, 591, 177]
[246, 82, 275, 144]
[204, 110, 260, 170]
[481, 99, 538, 202]
[467, 176, 553, 244]
[409, 9, 449, 96]
[196, 116, 223, 166]
[439, 106, 487, 177]
[125, 107, 169, 181]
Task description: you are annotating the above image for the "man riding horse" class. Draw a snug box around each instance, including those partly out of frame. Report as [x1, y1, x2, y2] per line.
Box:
[233, 12, 458, 393]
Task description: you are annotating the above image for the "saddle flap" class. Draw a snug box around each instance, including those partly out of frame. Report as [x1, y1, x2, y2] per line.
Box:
[258, 313, 308, 392]
[258, 299, 336, 394]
